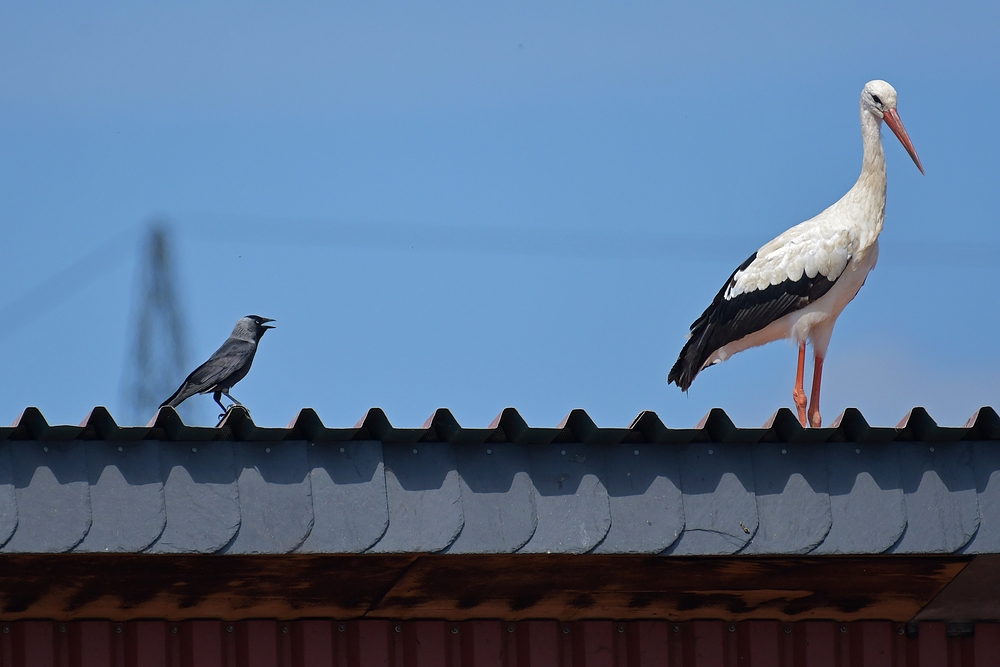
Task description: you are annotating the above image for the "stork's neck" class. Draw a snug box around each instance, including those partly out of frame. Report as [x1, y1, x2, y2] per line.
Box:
[860, 108, 887, 179]
[843, 108, 888, 248]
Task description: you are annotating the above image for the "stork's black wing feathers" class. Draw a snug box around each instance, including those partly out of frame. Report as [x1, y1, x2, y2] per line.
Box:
[160, 338, 257, 408]
[668, 251, 837, 391]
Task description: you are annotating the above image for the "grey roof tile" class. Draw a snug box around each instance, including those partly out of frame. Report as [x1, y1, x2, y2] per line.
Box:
[148, 442, 239, 553]
[518, 442, 610, 554]
[743, 440, 831, 555]
[888, 442, 979, 554]
[667, 442, 757, 555]
[223, 441, 313, 554]
[1, 441, 91, 553]
[75, 442, 165, 552]
[446, 441, 536, 554]
[297, 441, 388, 553]
[3, 405, 1000, 557]
[0, 445, 15, 549]
[810, 443, 906, 554]
[959, 442, 1000, 554]
[593, 442, 683, 554]
[368, 442, 464, 553]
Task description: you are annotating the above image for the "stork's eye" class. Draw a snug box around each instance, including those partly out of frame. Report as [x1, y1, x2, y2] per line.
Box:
[871, 94, 883, 106]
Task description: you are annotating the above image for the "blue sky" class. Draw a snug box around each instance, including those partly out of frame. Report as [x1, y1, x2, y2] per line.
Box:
[2, 2, 998, 428]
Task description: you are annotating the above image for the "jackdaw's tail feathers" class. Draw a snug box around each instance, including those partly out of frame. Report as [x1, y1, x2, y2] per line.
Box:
[160, 383, 194, 409]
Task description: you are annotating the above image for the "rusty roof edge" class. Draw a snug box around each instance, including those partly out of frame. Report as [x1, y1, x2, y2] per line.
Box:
[2, 406, 999, 443]
[761, 408, 835, 444]
[895, 406, 972, 443]
[286, 408, 360, 442]
[964, 407, 1000, 440]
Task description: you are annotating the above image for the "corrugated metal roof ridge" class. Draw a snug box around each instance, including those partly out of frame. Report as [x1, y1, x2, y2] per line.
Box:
[1, 405, 998, 443]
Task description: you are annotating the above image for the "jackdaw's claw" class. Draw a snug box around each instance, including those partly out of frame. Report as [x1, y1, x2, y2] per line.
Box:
[216, 403, 235, 425]
[216, 403, 251, 423]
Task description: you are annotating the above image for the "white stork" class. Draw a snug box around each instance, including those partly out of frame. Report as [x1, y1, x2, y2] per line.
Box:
[668, 80, 923, 428]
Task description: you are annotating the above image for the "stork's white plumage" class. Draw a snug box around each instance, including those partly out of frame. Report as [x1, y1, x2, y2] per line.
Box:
[668, 80, 923, 428]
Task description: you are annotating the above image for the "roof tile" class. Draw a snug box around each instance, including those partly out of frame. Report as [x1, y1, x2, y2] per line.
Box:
[667, 443, 756, 555]
[810, 443, 906, 554]
[147, 442, 239, 553]
[744, 442, 831, 555]
[888, 442, 978, 554]
[0, 445, 17, 549]
[1, 442, 91, 553]
[593, 442, 684, 554]
[959, 442, 1000, 554]
[518, 443, 610, 554]
[75, 441, 165, 552]
[446, 442, 536, 554]
[368, 443, 463, 553]
[3, 406, 1000, 557]
[297, 441, 388, 553]
[222, 441, 313, 554]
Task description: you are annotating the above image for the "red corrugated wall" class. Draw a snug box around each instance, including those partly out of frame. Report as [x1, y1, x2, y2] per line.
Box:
[1, 620, 998, 667]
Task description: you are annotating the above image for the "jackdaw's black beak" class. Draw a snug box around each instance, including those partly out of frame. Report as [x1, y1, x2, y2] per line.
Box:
[260, 318, 276, 330]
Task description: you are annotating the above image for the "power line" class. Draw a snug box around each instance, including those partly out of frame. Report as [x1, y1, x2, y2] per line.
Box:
[178, 214, 1000, 268]
[0, 228, 133, 341]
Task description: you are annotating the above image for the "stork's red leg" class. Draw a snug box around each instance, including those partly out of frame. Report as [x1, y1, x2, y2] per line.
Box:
[808, 355, 824, 428]
[793, 341, 807, 427]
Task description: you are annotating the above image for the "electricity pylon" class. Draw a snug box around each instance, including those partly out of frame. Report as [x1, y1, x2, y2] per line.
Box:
[121, 222, 191, 424]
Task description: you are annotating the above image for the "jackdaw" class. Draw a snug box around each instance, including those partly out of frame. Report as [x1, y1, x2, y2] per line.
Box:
[161, 315, 275, 417]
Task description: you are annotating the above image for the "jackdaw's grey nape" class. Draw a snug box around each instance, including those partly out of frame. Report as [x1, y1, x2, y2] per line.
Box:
[160, 315, 275, 421]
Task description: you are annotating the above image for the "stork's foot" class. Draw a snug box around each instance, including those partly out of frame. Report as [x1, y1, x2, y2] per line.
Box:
[793, 387, 807, 428]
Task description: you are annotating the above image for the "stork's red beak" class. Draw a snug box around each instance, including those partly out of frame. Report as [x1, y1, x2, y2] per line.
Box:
[883, 108, 924, 175]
